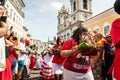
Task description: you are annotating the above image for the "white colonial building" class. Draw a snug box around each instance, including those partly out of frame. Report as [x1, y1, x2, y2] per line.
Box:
[4, 0, 27, 37]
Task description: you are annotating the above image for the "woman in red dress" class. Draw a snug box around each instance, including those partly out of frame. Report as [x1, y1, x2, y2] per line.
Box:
[52, 37, 66, 80]
[29, 53, 35, 70]
[29, 49, 35, 76]
[0, 39, 19, 80]
[0, 46, 12, 80]
[0, 4, 15, 80]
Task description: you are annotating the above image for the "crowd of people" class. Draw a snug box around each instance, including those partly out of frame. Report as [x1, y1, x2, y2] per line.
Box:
[40, 26, 115, 80]
[0, 0, 120, 80]
[39, 0, 120, 80]
[0, 4, 41, 80]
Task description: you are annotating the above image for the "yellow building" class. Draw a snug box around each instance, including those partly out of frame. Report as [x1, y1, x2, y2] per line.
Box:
[83, 7, 120, 35]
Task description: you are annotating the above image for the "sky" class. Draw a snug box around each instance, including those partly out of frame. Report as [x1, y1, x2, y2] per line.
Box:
[23, 0, 116, 42]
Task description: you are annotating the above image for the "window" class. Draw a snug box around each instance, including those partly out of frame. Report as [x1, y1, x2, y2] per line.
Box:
[73, 16, 76, 21]
[18, 5, 20, 10]
[64, 24, 66, 28]
[58, 26, 59, 31]
[67, 33, 70, 38]
[58, 18, 60, 24]
[19, 18, 21, 26]
[10, 9, 13, 19]
[73, 1, 76, 12]
[104, 26, 110, 35]
[6, 5, 9, 15]
[83, 0, 88, 10]
[14, 0, 18, 4]
[13, 13, 16, 22]
[64, 34, 66, 40]
[6, 5, 9, 11]
[16, 16, 18, 24]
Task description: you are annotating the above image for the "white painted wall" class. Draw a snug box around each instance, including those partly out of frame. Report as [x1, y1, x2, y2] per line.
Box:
[5, 0, 26, 37]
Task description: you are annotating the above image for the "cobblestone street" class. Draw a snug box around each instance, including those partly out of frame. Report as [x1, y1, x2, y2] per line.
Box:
[29, 69, 41, 80]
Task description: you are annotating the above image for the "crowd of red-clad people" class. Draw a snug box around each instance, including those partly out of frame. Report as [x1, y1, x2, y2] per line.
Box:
[1, 0, 120, 80]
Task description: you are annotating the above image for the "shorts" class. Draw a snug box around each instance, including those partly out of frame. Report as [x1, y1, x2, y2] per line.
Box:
[18, 60, 24, 69]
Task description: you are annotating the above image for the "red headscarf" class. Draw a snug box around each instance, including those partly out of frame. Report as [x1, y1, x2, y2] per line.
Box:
[25, 39, 30, 46]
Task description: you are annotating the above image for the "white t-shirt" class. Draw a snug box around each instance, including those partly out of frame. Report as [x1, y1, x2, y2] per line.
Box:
[18, 42, 27, 60]
[0, 37, 6, 71]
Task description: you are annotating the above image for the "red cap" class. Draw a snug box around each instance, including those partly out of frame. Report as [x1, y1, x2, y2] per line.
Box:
[25, 39, 30, 45]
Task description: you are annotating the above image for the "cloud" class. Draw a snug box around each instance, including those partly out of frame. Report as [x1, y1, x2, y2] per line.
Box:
[39, 4, 52, 12]
[36, 2, 64, 13]
[51, 2, 63, 10]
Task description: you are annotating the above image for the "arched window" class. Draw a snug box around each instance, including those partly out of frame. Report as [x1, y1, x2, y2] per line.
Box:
[73, 16, 76, 21]
[73, 1, 76, 12]
[83, 0, 88, 9]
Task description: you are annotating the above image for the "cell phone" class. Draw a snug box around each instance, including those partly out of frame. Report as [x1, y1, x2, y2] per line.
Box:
[0, 16, 7, 22]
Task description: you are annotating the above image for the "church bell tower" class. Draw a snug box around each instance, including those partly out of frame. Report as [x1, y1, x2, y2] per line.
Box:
[70, 0, 92, 25]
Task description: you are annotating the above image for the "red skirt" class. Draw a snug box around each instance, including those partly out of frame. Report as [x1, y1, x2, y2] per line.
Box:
[29, 56, 35, 69]
[0, 58, 12, 80]
[40, 62, 54, 80]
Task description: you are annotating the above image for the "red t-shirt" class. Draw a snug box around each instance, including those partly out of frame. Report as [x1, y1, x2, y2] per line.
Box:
[62, 38, 91, 73]
[109, 18, 120, 79]
[52, 44, 66, 64]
